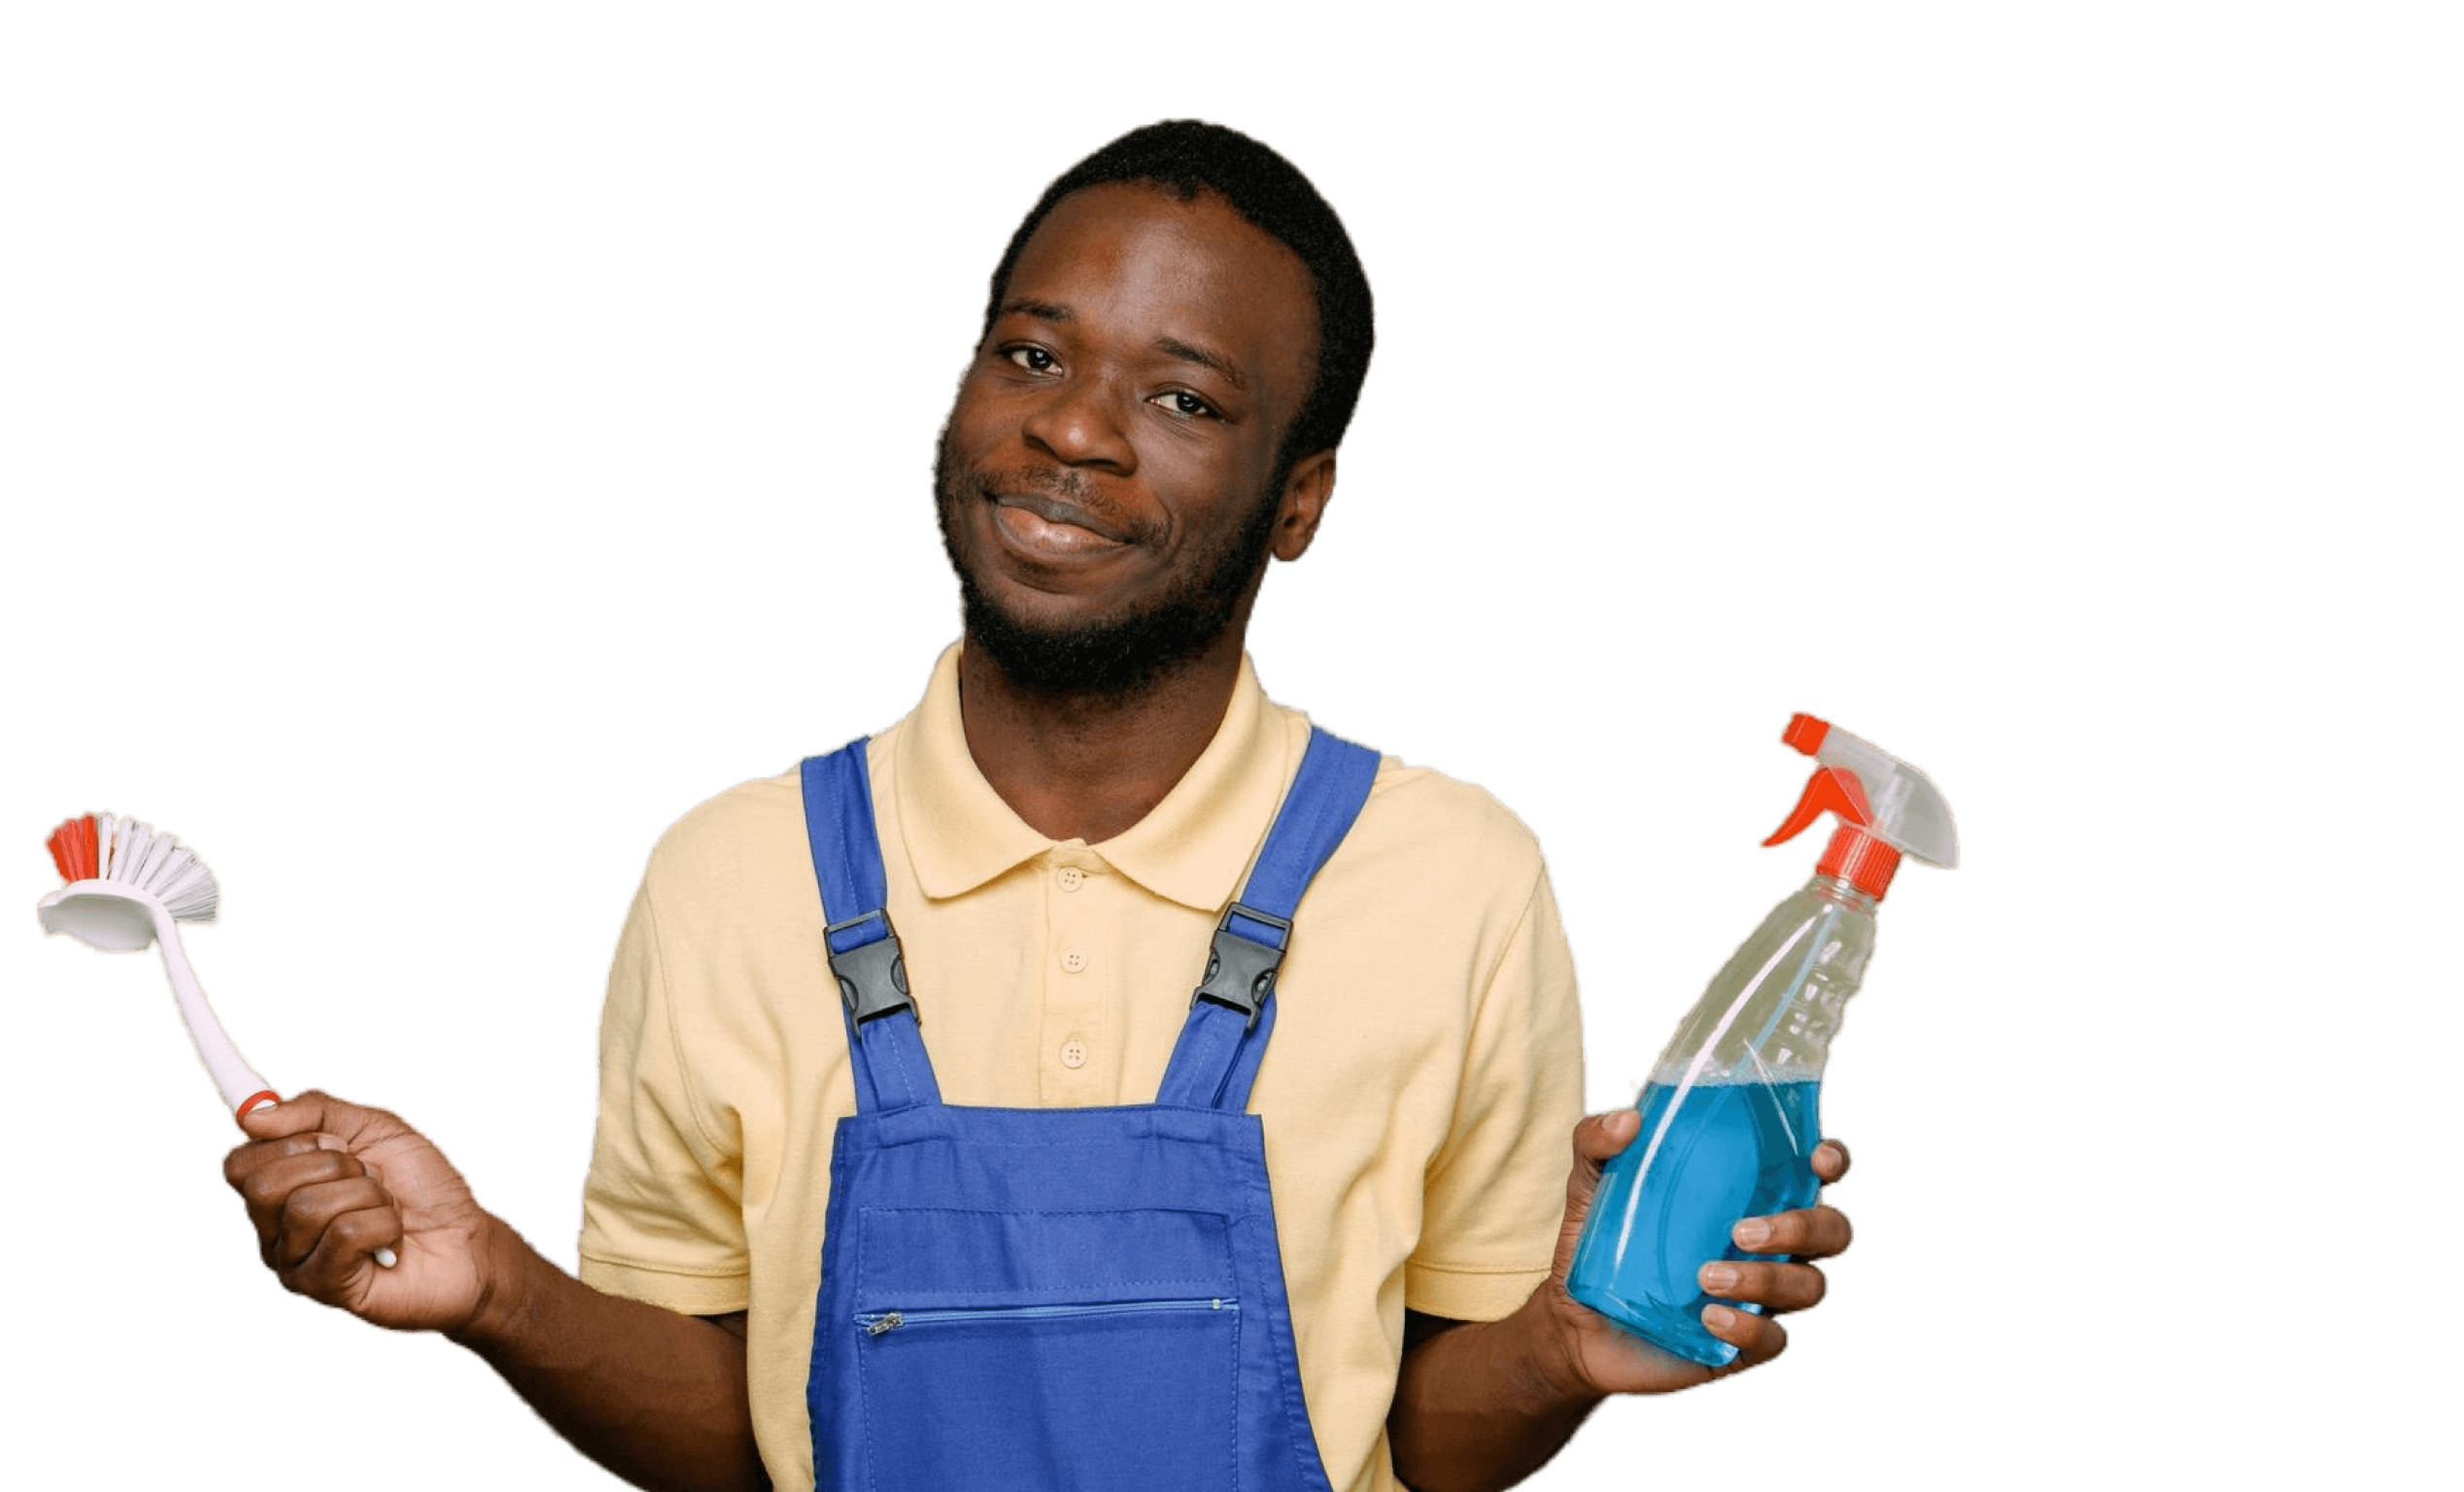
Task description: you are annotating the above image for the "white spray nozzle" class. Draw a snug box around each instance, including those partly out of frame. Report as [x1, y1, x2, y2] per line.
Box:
[1776, 715, 1959, 869]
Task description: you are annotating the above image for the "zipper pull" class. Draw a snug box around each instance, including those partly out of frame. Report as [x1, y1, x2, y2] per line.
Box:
[866, 1312, 903, 1338]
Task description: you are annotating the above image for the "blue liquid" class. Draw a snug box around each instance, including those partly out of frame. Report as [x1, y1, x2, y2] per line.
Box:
[1564, 1077, 1821, 1366]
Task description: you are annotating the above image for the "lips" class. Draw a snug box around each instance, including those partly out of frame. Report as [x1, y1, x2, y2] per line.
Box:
[973, 468, 1148, 567]
[992, 492, 1133, 546]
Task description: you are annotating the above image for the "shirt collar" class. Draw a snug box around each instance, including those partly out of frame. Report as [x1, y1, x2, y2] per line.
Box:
[891, 642, 1298, 911]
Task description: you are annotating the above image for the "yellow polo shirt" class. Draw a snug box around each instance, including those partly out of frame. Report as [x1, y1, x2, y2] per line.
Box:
[578, 644, 1583, 1491]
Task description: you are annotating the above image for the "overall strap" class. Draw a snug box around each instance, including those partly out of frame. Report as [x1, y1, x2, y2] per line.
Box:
[801, 740, 941, 1114]
[1154, 728, 1381, 1111]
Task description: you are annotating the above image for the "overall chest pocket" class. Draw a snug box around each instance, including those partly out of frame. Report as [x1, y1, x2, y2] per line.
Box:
[850, 1205, 1243, 1491]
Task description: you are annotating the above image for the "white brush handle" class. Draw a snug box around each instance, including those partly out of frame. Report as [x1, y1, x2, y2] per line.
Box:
[153, 912, 396, 1269]
[151, 931, 279, 1127]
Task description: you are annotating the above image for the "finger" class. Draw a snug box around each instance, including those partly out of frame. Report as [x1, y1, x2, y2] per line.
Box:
[1700, 1304, 1789, 1367]
[225, 1132, 359, 1193]
[231, 1136, 367, 1188]
[287, 1201, 406, 1304]
[272, 1173, 393, 1275]
[238, 1094, 329, 1142]
[233, 1147, 370, 1247]
[1732, 1204, 1853, 1259]
[1565, 1109, 1642, 1205]
[241, 1090, 409, 1152]
[1698, 1259, 1827, 1313]
[1811, 1139, 1851, 1183]
[1570, 1109, 1641, 1167]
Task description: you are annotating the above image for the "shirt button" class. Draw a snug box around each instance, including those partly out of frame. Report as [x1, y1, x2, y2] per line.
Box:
[1060, 1037, 1088, 1069]
[1057, 866, 1085, 892]
[1061, 948, 1087, 973]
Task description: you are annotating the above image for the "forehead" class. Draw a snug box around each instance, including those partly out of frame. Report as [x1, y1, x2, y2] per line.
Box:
[1004, 183, 1318, 404]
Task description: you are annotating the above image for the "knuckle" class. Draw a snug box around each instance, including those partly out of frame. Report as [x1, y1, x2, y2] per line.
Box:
[1758, 1321, 1789, 1359]
[1813, 1205, 1853, 1260]
[1733, 1260, 1826, 1308]
[277, 1262, 336, 1306]
[329, 1211, 374, 1249]
[275, 1188, 325, 1236]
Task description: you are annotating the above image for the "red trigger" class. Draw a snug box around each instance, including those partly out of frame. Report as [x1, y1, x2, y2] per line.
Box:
[1763, 767, 1871, 847]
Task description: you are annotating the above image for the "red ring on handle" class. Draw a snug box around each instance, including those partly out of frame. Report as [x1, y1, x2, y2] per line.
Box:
[235, 1090, 281, 1119]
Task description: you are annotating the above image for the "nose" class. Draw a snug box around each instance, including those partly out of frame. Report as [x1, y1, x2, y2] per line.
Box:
[1019, 373, 1136, 473]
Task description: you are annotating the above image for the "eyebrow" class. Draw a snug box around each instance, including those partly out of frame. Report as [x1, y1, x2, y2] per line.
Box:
[1154, 336, 1247, 393]
[1000, 296, 1078, 322]
[994, 298, 1249, 394]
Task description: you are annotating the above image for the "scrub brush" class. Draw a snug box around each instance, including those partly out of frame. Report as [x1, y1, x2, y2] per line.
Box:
[39, 813, 396, 1267]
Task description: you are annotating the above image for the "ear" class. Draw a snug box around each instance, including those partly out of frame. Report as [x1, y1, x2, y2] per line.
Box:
[1270, 451, 1336, 562]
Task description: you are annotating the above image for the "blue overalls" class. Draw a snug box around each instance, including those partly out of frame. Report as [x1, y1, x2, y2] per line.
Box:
[799, 727, 1380, 1492]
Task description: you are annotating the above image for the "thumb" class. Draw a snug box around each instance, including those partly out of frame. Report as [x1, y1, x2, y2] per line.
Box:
[1566, 1108, 1641, 1207]
[239, 1089, 398, 1148]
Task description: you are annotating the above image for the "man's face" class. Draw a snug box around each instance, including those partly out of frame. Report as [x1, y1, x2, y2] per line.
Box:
[936, 182, 1325, 695]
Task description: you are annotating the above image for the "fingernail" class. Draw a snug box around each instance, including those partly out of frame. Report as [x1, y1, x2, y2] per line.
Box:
[1734, 1218, 1773, 1249]
[1702, 1306, 1736, 1331]
[1700, 1264, 1739, 1293]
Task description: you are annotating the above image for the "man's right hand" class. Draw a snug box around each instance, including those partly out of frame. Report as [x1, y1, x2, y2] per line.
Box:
[222, 1090, 499, 1336]
[222, 1090, 769, 1490]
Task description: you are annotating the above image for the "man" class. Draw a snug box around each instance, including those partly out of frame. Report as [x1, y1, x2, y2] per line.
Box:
[225, 121, 1851, 1492]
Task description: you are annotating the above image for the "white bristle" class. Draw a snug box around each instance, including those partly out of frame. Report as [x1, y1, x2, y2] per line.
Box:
[127, 828, 170, 891]
[155, 856, 218, 920]
[111, 817, 149, 886]
[98, 815, 221, 924]
[96, 813, 120, 877]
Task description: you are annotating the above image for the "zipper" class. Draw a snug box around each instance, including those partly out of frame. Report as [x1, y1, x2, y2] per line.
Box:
[859, 1298, 1239, 1338]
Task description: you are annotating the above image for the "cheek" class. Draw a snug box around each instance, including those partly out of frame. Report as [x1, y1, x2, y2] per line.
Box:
[945, 372, 1015, 447]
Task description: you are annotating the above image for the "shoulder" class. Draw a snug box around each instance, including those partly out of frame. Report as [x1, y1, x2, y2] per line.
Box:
[639, 765, 812, 911]
[1270, 693, 1550, 910]
[1291, 743, 1554, 957]
[1361, 757, 1543, 850]
[1349, 754, 1549, 897]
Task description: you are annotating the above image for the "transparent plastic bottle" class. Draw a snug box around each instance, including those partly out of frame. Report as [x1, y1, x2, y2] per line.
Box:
[1564, 874, 1873, 1364]
[1564, 714, 1955, 1366]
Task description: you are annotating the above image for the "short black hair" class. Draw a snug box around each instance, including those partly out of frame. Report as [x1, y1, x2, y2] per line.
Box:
[982, 120, 1375, 484]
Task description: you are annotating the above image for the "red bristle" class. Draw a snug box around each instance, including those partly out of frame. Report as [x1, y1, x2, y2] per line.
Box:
[47, 815, 99, 882]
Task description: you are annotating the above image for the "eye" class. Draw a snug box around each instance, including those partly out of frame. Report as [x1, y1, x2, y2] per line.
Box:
[1150, 390, 1218, 420]
[1005, 346, 1058, 373]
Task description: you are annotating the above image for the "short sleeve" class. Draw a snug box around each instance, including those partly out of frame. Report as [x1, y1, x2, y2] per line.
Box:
[1404, 865, 1585, 1322]
[577, 874, 752, 1314]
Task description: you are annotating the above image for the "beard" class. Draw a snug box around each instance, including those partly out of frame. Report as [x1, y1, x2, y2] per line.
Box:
[934, 426, 1283, 701]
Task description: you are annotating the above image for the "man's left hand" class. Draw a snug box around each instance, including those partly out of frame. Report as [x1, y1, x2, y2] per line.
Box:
[1386, 1114, 1854, 1490]
[1544, 1108, 1852, 1396]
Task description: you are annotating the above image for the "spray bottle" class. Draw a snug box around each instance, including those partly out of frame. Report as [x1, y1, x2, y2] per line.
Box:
[1564, 713, 1958, 1366]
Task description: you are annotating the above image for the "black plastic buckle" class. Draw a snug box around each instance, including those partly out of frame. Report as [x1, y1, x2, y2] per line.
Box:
[827, 911, 916, 1025]
[1190, 902, 1289, 1032]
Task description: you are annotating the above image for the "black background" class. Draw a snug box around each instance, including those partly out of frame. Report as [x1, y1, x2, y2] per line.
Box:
[23, 102, 2001, 1486]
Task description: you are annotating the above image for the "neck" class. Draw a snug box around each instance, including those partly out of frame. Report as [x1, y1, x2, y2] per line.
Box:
[957, 624, 1249, 844]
